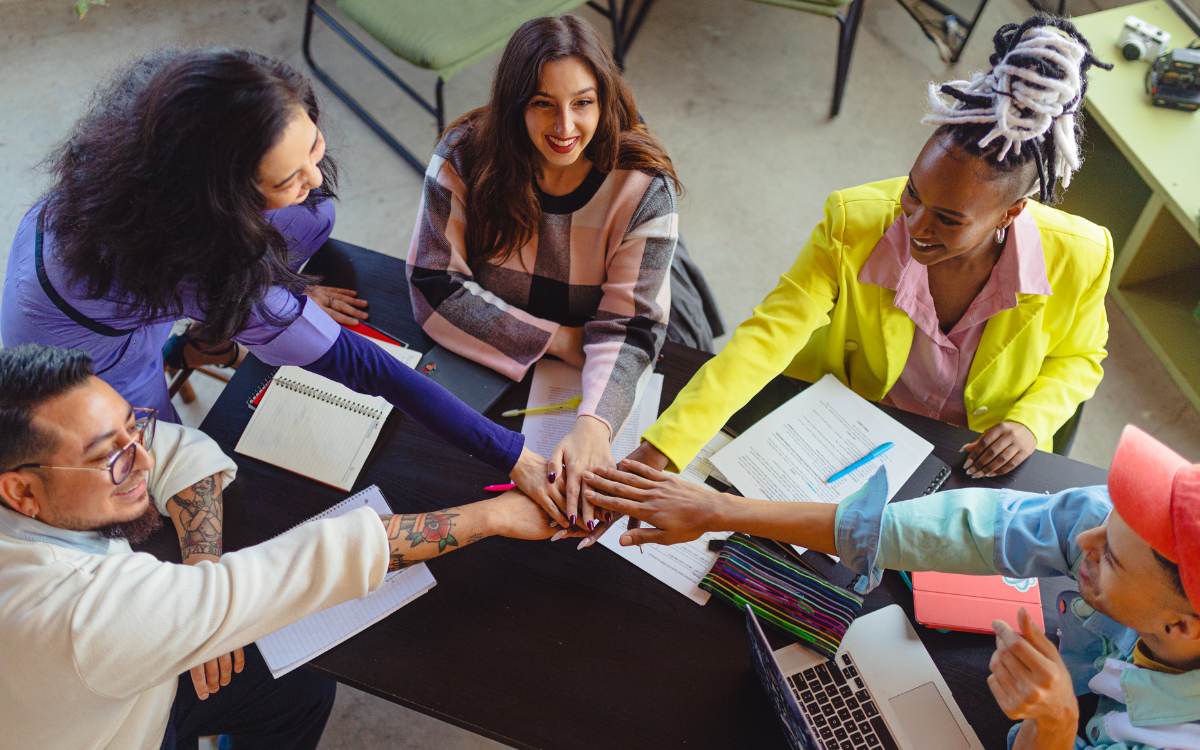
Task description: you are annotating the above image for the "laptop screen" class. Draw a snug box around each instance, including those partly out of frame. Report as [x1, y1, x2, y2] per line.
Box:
[744, 607, 818, 750]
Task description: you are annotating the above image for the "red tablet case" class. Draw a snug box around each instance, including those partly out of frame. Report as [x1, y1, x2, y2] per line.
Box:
[912, 572, 1044, 634]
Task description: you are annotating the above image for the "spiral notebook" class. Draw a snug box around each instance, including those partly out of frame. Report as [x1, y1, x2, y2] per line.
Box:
[256, 485, 437, 678]
[235, 366, 392, 491]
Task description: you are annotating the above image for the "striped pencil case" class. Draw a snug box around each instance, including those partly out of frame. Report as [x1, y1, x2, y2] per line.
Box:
[700, 534, 863, 658]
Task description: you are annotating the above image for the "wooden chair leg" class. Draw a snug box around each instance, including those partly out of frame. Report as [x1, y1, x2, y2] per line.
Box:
[178, 380, 197, 404]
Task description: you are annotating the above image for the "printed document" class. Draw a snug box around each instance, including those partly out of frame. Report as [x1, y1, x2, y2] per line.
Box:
[711, 374, 932, 504]
[598, 431, 734, 605]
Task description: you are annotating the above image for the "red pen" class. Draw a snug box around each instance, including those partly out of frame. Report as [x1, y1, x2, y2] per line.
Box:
[483, 482, 517, 492]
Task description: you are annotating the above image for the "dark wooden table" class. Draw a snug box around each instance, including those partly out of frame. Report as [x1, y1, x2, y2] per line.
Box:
[148, 240, 1108, 750]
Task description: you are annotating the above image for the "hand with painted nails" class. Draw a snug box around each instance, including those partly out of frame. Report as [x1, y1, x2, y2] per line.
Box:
[988, 608, 1078, 749]
[509, 447, 570, 528]
[548, 415, 615, 537]
[963, 421, 1037, 478]
[580, 459, 728, 546]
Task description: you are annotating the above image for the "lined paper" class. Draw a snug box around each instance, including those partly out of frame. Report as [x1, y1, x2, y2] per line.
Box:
[257, 486, 437, 678]
[235, 367, 393, 491]
[520, 360, 663, 460]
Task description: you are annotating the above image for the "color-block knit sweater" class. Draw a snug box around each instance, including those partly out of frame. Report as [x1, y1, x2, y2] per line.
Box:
[407, 129, 678, 433]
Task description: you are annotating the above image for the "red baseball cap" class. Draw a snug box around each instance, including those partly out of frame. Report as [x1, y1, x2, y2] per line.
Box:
[1109, 425, 1200, 609]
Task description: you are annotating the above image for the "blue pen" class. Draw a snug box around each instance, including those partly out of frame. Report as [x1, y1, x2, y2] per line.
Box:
[826, 442, 894, 483]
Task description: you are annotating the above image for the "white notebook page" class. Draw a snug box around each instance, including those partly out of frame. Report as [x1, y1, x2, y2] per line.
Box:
[235, 367, 393, 491]
[520, 360, 663, 460]
[257, 486, 437, 678]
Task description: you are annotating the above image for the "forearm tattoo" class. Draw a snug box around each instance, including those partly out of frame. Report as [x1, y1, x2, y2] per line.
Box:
[384, 511, 460, 571]
[167, 475, 223, 560]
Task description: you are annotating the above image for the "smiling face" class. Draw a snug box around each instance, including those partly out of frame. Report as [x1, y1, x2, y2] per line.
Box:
[900, 134, 1031, 267]
[256, 106, 326, 210]
[524, 56, 600, 175]
[1075, 510, 1193, 635]
[5, 377, 155, 534]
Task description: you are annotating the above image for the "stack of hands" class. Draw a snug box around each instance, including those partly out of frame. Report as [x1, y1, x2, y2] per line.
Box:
[502, 434, 695, 549]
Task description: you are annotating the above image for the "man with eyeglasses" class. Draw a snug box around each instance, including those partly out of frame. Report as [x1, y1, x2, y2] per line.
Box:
[0, 343, 571, 749]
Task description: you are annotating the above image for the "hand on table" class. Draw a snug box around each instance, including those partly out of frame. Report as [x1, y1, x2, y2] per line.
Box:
[963, 421, 1036, 478]
[989, 608, 1078, 748]
[306, 285, 369, 325]
[549, 416, 614, 537]
[581, 459, 727, 547]
[509, 447, 569, 529]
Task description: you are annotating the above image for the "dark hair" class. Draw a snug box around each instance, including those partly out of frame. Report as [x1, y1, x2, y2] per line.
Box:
[1153, 548, 1190, 605]
[927, 16, 1111, 204]
[44, 48, 339, 342]
[0, 345, 94, 471]
[446, 15, 680, 268]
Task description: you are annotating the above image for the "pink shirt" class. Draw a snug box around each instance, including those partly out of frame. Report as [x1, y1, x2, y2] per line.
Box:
[858, 209, 1052, 426]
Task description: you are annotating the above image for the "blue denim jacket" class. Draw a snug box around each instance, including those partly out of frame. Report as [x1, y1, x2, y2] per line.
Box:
[835, 469, 1200, 750]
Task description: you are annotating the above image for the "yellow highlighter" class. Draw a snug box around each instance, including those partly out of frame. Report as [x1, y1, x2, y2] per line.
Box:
[502, 395, 582, 418]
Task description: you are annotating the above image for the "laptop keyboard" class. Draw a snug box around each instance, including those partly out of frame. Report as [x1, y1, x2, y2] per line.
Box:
[785, 652, 900, 750]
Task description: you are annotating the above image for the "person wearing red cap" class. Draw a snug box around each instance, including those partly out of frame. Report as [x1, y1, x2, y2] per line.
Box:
[582, 426, 1200, 749]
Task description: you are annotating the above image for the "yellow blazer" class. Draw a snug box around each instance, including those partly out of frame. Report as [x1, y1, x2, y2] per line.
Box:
[644, 177, 1113, 470]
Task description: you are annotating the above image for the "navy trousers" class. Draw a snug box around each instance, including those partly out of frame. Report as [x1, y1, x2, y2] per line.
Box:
[159, 645, 336, 750]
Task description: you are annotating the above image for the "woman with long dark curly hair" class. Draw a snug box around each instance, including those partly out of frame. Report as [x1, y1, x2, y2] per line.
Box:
[407, 15, 716, 533]
[2, 48, 560, 518]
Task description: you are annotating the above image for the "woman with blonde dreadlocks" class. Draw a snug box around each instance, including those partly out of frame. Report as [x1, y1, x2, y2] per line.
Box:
[628, 17, 1115, 483]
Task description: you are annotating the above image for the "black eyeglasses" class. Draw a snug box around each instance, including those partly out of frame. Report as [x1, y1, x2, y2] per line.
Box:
[1, 407, 157, 486]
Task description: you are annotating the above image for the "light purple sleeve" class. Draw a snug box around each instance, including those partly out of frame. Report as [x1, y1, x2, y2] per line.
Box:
[243, 294, 341, 366]
[181, 198, 340, 364]
[267, 198, 336, 272]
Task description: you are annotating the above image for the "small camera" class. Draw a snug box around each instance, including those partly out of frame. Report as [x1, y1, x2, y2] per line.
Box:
[1147, 47, 1200, 112]
[1117, 16, 1170, 61]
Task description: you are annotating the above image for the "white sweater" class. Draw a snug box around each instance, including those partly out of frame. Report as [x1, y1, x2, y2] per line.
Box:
[0, 422, 390, 749]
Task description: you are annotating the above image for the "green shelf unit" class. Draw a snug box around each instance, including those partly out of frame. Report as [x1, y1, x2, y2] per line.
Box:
[1113, 276, 1200, 410]
[1071, 1, 1200, 413]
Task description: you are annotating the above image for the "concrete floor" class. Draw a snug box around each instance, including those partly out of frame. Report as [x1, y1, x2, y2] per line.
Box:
[3, 0, 1198, 747]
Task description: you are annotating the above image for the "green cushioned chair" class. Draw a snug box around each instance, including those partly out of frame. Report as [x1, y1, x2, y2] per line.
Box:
[303, 0, 655, 173]
[748, 0, 866, 117]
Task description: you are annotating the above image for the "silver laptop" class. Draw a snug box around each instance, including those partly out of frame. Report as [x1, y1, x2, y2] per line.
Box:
[746, 604, 983, 750]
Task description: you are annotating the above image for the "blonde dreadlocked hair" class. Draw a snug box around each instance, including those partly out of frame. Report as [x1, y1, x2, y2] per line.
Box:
[923, 16, 1111, 204]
